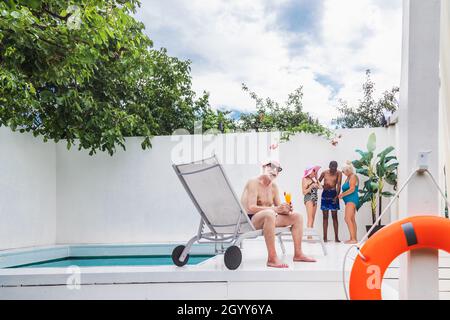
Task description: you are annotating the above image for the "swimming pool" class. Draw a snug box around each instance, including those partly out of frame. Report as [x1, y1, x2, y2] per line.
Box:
[0, 243, 216, 269]
[0, 243, 224, 299]
[10, 255, 213, 268]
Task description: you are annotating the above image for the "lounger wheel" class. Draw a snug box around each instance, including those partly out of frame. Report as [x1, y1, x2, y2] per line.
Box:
[172, 245, 189, 267]
[224, 246, 242, 270]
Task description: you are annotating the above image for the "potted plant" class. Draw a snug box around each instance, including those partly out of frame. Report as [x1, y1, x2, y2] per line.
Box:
[352, 133, 398, 237]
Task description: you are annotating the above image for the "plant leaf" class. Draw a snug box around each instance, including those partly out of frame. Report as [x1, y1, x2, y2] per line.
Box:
[385, 172, 398, 186]
[377, 146, 395, 158]
[384, 156, 397, 163]
[356, 168, 369, 176]
[381, 191, 395, 197]
[352, 159, 364, 169]
[355, 149, 373, 166]
[358, 192, 373, 209]
[369, 182, 379, 192]
[385, 162, 399, 173]
[367, 133, 376, 152]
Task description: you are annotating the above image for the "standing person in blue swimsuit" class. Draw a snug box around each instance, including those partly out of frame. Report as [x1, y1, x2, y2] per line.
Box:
[319, 161, 342, 243]
[338, 161, 359, 244]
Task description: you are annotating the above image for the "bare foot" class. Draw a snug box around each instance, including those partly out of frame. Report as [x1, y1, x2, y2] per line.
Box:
[345, 240, 358, 244]
[323, 238, 328, 243]
[267, 258, 289, 268]
[307, 236, 313, 240]
[293, 255, 316, 262]
[335, 239, 341, 243]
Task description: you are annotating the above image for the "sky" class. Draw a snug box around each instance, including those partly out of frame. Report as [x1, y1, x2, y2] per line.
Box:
[134, 0, 403, 127]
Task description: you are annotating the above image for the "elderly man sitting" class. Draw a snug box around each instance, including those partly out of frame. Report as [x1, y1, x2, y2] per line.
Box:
[240, 160, 316, 268]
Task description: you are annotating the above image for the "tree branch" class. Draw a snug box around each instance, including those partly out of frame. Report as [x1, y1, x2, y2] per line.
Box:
[43, 5, 72, 21]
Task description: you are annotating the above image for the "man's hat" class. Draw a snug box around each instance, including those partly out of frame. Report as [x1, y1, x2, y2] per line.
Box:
[261, 159, 282, 172]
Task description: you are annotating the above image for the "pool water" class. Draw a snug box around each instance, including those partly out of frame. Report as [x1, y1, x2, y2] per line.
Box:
[10, 255, 214, 268]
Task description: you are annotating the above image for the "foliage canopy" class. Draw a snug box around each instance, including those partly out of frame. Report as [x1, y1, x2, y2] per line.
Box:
[0, 0, 210, 155]
[333, 70, 399, 129]
[0, 0, 342, 155]
[238, 84, 332, 141]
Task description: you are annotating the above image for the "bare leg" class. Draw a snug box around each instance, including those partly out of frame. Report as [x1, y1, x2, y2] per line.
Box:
[312, 203, 317, 227]
[344, 204, 352, 243]
[331, 211, 340, 242]
[251, 209, 289, 268]
[351, 209, 358, 242]
[276, 213, 316, 262]
[322, 210, 329, 242]
[344, 203, 357, 244]
[305, 201, 316, 228]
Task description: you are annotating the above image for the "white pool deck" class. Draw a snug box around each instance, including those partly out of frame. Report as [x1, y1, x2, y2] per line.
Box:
[0, 240, 449, 300]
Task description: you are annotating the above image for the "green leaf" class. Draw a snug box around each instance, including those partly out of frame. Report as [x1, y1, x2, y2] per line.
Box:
[384, 156, 397, 163]
[385, 162, 399, 173]
[381, 191, 395, 197]
[385, 172, 398, 186]
[352, 159, 364, 169]
[358, 192, 373, 210]
[355, 149, 366, 158]
[363, 177, 378, 193]
[356, 168, 369, 176]
[28, 83, 36, 95]
[367, 132, 376, 152]
[376, 146, 396, 178]
[369, 182, 379, 192]
[377, 146, 395, 159]
[4, 0, 16, 10]
[23, 0, 42, 9]
[355, 149, 373, 165]
[10, 11, 20, 19]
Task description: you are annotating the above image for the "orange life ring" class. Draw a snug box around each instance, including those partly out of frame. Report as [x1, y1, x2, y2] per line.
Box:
[349, 215, 450, 300]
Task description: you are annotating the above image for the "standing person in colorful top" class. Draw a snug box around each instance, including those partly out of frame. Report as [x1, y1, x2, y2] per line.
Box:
[318, 161, 342, 243]
[302, 165, 322, 231]
[338, 161, 359, 244]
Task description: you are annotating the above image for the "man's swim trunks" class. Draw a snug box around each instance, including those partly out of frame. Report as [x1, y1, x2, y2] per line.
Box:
[321, 189, 340, 211]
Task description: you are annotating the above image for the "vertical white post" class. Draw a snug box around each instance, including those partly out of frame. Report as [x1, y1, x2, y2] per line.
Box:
[398, 0, 441, 300]
[440, 0, 450, 215]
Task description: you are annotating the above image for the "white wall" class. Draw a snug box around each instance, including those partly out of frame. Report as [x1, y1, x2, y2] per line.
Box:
[55, 135, 201, 244]
[55, 127, 396, 244]
[0, 127, 56, 250]
[0, 125, 396, 248]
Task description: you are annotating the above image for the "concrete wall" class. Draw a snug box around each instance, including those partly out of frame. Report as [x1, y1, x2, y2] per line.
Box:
[55, 127, 396, 244]
[0, 127, 56, 250]
[0, 125, 396, 248]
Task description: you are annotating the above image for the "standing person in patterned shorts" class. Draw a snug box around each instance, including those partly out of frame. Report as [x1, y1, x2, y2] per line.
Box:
[319, 161, 342, 242]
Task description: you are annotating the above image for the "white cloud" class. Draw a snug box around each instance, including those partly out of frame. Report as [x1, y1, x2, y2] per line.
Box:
[134, 0, 402, 126]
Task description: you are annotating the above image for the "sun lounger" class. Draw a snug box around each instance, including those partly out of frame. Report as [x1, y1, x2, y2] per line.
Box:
[171, 155, 326, 270]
